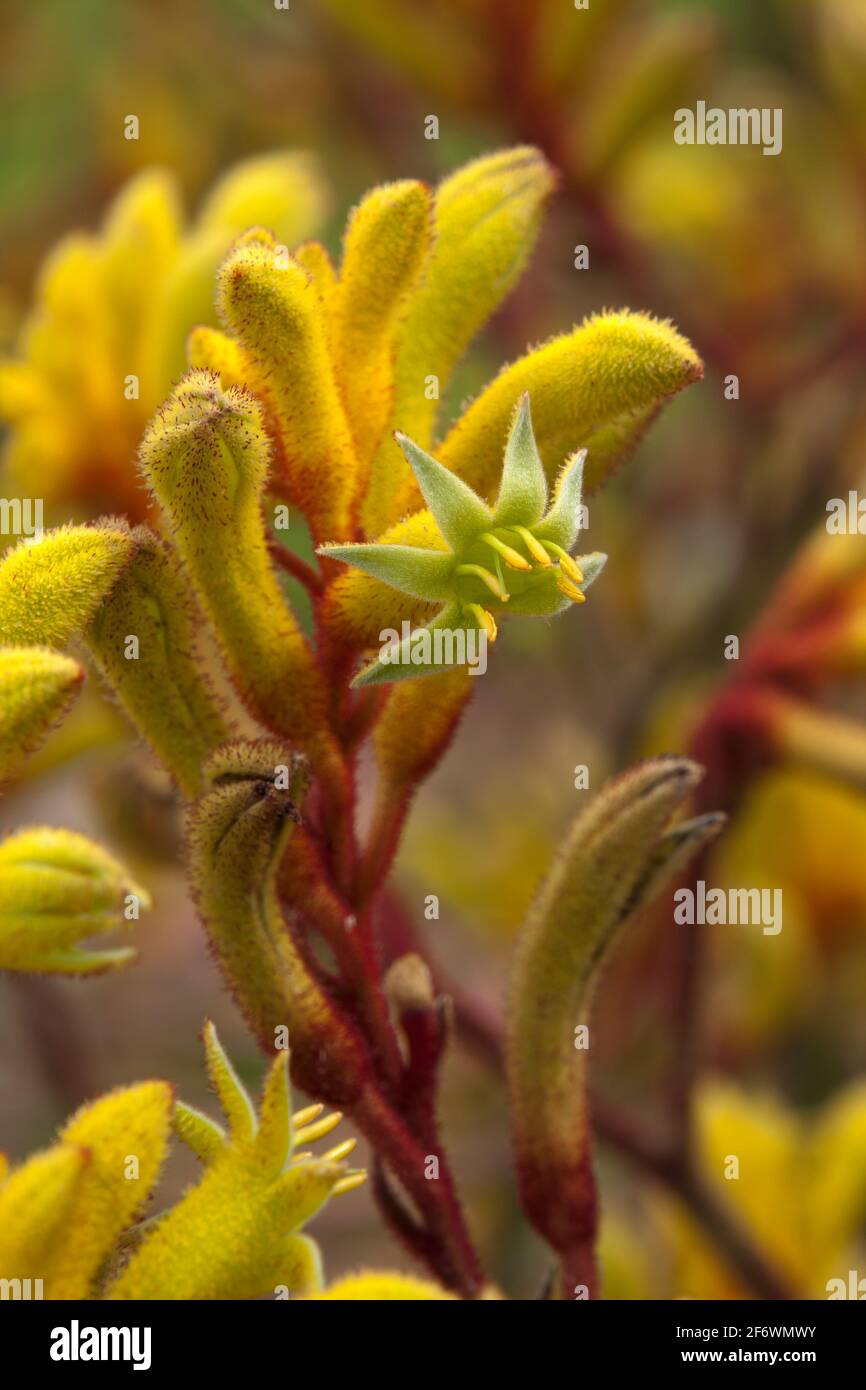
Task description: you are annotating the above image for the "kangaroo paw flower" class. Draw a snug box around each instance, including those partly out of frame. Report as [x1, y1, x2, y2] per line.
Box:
[108, 1023, 364, 1300]
[320, 393, 606, 685]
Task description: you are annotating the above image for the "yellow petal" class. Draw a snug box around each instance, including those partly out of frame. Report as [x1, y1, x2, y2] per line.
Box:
[0, 1146, 87, 1279]
[47, 1082, 173, 1298]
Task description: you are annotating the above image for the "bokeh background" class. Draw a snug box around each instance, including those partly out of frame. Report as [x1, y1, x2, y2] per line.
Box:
[3, 0, 866, 1298]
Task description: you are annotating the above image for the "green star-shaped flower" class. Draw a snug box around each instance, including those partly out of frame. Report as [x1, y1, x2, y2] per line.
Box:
[320, 393, 606, 685]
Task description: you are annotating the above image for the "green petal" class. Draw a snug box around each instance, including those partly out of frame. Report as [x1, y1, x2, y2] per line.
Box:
[352, 603, 478, 687]
[504, 550, 606, 616]
[319, 542, 454, 601]
[535, 449, 586, 549]
[575, 550, 607, 591]
[503, 571, 568, 617]
[394, 433, 491, 551]
[493, 393, 547, 527]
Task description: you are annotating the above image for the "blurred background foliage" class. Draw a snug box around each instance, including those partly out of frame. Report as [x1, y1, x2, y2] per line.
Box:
[2, 0, 866, 1298]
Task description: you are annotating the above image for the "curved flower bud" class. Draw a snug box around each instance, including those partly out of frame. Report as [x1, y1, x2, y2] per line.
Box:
[506, 757, 725, 1294]
[0, 826, 150, 975]
[320, 395, 606, 684]
[186, 741, 370, 1103]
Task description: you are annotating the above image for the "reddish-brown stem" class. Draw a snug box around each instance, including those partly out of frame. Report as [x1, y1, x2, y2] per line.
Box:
[268, 537, 325, 595]
[354, 781, 411, 910]
[279, 842, 403, 1092]
[340, 686, 388, 749]
[352, 1079, 484, 1298]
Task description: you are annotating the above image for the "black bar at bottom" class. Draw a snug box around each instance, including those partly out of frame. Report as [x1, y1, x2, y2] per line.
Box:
[0, 1296, 861, 1374]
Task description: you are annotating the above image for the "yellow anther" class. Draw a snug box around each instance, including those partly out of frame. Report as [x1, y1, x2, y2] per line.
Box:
[543, 541, 583, 583]
[333, 1171, 368, 1197]
[465, 604, 498, 641]
[511, 526, 551, 566]
[294, 1110, 343, 1146]
[323, 1137, 357, 1163]
[291, 1103, 324, 1129]
[556, 571, 586, 604]
[481, 532, 531, 571]
[456, 563, 509, 601]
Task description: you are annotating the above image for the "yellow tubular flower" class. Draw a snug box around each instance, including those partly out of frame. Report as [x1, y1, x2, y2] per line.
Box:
[332, 180, 432, 479]
[363, 147, 556, 535]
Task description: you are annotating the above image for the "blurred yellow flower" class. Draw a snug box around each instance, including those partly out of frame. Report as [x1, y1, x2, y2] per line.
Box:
[662, 1081, 866, 1299]
[602, 1080, 866, 1299]
[708, 767, 866, 1043]
[0, 153, 328, 520]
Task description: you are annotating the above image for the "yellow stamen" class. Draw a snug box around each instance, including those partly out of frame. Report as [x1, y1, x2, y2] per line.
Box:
[292, 1151, 314, 1162]
[481, 531, 531, 571]
[456, 563, 509, 601]
[333, 1171, 368, 1196]
[291, 1103, 324, 1129]
[323, 1137, 357, 1162]
[511, 526, 551, 566]
[543, 541, 583, 583]
[556, 570, 586, 604]
[466, 604, 498, 641]
[294, 1111, 343, 1146]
